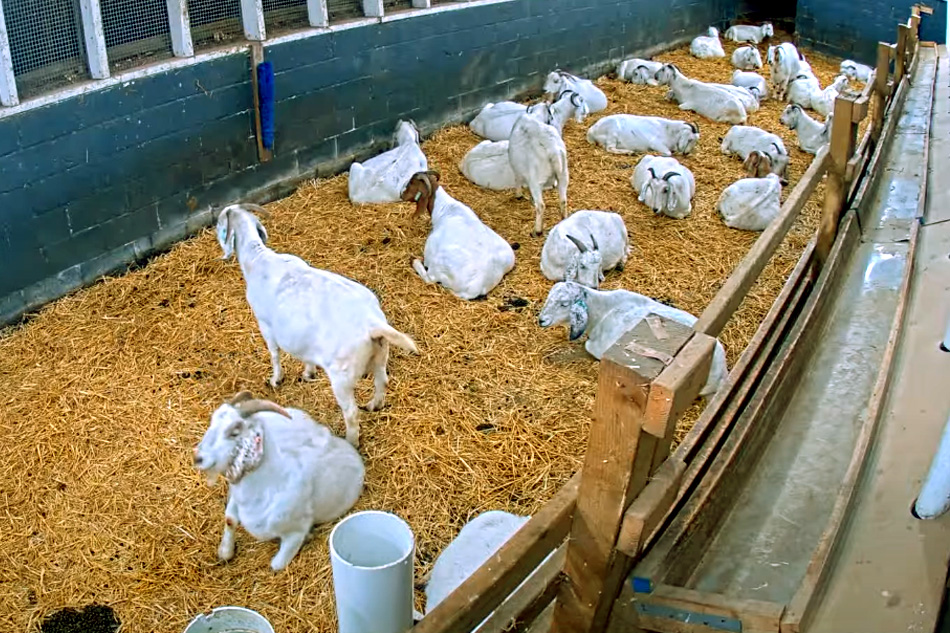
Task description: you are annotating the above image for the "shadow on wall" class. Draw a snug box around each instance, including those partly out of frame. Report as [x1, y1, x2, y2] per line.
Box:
[795, 0, 948, 64]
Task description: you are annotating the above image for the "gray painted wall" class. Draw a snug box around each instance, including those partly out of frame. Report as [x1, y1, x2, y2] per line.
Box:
[0, 0, 740, 325]
[796, 0, 947, 65]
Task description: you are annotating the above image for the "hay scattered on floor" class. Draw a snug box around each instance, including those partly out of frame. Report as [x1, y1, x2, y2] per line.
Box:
[0, 35, 852, 633]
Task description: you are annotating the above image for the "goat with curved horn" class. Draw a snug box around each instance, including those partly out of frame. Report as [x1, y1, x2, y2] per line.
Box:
[662, 171, 681, 181]
[565, 234, 588, 253]
[234, 398, 293, 420]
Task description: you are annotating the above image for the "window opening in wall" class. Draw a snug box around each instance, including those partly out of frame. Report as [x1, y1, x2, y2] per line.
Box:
[383, 0, 413, 14]
[430, 0, 464, 5]
[188, 0, 244, 50]
[327, 0, 364, 23]
[3, 0, 89, 99]
[263, 0, 309, 36]
[100, 0, 174, 73]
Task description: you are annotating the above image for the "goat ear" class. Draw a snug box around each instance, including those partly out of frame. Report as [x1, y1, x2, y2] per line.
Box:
[254, 216, 269, 244]
[568, 300, 589, 340]
[220, 208, 236, 260]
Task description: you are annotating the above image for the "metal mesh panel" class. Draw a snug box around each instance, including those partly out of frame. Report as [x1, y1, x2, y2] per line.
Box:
[327, 0, 363, 22]
[263, 0, 309, 35]
[3, 0, 88, 99]
[100, 0, 173, 73]
[188, 0, 244, 50]
[383, 0, 413, 12]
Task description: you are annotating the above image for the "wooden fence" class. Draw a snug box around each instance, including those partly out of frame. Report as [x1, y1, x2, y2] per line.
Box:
[409, 6, 933, 633]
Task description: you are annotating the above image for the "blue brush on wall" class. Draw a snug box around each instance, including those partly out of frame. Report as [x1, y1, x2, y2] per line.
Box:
[257, 61, 275, 150]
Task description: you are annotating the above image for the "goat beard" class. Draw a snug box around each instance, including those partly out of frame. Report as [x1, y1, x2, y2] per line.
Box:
[224, 429, 265, 484]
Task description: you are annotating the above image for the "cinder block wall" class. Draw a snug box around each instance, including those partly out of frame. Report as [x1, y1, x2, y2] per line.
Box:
[796, 0, 947, 64]
[0, 0, 739, 325]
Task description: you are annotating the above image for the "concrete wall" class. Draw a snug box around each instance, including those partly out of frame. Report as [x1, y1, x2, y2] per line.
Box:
[796, 0, 947, 64]
[0, 0, 740, 325]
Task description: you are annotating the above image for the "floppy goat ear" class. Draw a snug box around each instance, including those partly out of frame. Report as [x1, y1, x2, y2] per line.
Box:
[568, 299, 589, 341]
[218, 208, 236, 260]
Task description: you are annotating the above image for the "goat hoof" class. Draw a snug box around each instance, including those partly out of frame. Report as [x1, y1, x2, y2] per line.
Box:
[531, 230, 542, 238]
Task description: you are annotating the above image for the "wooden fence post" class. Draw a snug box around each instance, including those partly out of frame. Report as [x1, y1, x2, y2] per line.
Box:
[816, 95, 857, 265]
[895, 24, 909, 84]
[870, 42, 891, 143]
[552, 317, 709, 633]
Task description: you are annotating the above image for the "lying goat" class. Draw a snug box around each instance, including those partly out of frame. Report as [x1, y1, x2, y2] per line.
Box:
[401, 171, 515, 299]
[720, 124, 789, 181]
[655, 64, 748, 124]
[216, 204, 418, 447]
[468, 91, 588, 142]
[631, 155, 696, 219]
[348, 120, 427, 204]
[725, 22, 774, 44]
[780, 104, 832, 154]
[717, 173, 783, 231]
[540, 210, 630, 287]
[587, 114, 699, 156]
[543, 69, 608, 112]
[731, 70, 769, 101]
[538, 282, 727, 397]
[731, 46, 763, 70]
[841, 59, 873, 83]
[616, 58, 665, 85]
[194, 392, 365, 571]
[690, 26, 726, 59]
[811, 74, 850, 118]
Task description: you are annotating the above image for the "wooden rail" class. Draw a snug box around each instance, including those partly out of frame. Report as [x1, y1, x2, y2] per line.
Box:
[408, 7, 929, 633]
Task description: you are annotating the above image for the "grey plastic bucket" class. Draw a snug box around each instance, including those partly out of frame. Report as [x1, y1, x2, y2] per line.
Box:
[183, 606, 275, 633]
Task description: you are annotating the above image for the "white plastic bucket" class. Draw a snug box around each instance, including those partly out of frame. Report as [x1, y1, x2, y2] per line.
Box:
[329, 510, 415, 633]
[183, 606, 275, 633]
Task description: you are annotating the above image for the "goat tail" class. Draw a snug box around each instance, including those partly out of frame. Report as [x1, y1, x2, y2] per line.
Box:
[371, 325, 419, 354]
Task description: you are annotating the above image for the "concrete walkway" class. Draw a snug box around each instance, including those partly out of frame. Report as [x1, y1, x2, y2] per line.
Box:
[807, 45, 950, 633]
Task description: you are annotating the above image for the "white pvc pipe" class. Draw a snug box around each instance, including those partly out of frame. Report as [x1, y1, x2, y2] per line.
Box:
[915, 413, 950, 519]
[329, 510, 415, 633]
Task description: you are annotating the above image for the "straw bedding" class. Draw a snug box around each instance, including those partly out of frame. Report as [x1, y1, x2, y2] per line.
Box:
[0, 35, 857, 633]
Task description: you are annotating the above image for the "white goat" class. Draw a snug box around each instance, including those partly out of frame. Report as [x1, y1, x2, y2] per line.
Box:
[543, 70, 608, 113]
[717, 173, 783, 231]
[587, 114, 700, 156]
[690, 26, 726, 59]
[786, 70, 821, 109]
[460, 140, 520, 191]
[348, 120, 427, 204]
[654, 64, 747, 124]
[538, 282, 727, 397]
[631, 155, 696, 219]
[720, 125, 789, 180]
[780, 104, 832, 154]
[401, 171, 515, 299]
[617, 58, 664, 85]
[731, 46, 763, 70]
[840, 59, 873, 83]
[469, 91, 589, 141]
[193, 392, 365, 572]
[725, 22, 774, 44]
[540, 210, 630, 287]
[767, 42, 804, 101]
[812, 74, 850, 118]
[216, 204, 418, 448]
[732, 70, 769, 101]
[509, 111, 570, 236]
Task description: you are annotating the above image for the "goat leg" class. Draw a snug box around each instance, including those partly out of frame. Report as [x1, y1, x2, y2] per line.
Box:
[259, 322, 283, 388]
[218, 496, 239, 562]
[271, 530, 308, 572]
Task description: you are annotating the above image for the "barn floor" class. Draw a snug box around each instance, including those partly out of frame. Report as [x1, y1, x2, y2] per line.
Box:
[0, 36, 854, 633]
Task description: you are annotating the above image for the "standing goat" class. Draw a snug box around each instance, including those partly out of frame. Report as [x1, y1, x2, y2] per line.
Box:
[401, 171, 515, 299]
[538, 282, 727, 397]
[731, 46, 763, 70]
[193, 392, 365, 572]
[780, 104, 832, 154]
[543, 70, 608, 112]
[724, 22, 774, 44]
[509, 111, 570, 237]
[717, 173, 783, 231]
[587, 114, 700, 156]
[631, 155, 696, 219]
[616, 58, 664, 85]
[216, 204, 418, 448]
[540, 210, 630, 287]
[348, 120, 427, 204]
[654, 64, 748, 124]
[690, 27, 726, 59]
[767, 42, 804, 101]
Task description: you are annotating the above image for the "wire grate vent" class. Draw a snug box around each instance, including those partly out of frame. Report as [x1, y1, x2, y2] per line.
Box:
[100, 0, 173, 73]
[327, 0, 363, 23]
[188, 0, 244, 50]
[2, 0, 88, 99]
[263, 0, 309, 36]
[383, 0, 413, 12]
